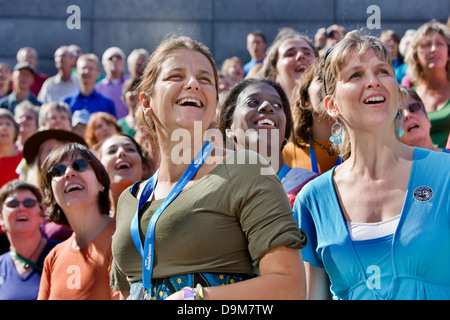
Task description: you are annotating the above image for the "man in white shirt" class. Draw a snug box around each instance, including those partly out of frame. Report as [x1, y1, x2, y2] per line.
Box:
[38, 46, 79, 103]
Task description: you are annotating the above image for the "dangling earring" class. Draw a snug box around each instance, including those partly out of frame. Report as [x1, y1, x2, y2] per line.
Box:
[396, 111, 404, 137]
[329, 121, 343, 145]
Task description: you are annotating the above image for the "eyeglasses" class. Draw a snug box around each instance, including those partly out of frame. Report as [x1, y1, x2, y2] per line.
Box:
[108, 55, 123, 61]
[401, 102, 424, 116]
[5, 198, 38, 209]
[48, 158, 90, 178]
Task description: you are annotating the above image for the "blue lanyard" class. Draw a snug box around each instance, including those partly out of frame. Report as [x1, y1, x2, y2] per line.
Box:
[130, 141, 214, 291]
[277, 163, 290, 181]
[309, 133, 343, 174]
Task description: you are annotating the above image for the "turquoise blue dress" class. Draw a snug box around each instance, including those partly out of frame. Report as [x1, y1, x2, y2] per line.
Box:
[295, 147, 450, 300]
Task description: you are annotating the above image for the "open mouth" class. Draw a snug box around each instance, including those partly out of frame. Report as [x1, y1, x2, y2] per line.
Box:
[407, 124, 420, 133]
[114, 161, 132, 171]
[64, 184, 84, 193]
[363, 96, 386, 104]
[255, 117, 277, 128]
[295, 65, 307, 73]
[176, 98, 203, 108]
[16, 216, 29, 222]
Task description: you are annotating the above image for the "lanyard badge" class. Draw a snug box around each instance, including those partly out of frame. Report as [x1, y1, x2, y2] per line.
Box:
[130, 141, 214, 294]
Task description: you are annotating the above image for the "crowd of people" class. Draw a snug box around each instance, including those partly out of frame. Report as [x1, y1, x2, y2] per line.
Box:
[0, 17, 449, 300]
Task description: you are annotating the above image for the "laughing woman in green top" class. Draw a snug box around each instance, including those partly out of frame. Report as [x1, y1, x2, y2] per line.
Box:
[110, 36, 307, 300]
[404, 20, 450, 148]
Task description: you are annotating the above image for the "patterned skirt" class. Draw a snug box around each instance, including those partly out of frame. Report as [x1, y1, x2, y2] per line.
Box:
[128, 272, 256, 300]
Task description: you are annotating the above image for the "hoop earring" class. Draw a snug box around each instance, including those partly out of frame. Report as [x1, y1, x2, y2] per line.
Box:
[396, 111, 404, 137]
[329, 121, 343, 145]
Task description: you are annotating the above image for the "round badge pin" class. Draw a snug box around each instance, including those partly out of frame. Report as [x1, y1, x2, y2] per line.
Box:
[413, 186, 433, 202]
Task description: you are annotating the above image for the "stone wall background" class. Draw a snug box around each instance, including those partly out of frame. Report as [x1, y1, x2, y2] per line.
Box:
[1, 0, 448, 75]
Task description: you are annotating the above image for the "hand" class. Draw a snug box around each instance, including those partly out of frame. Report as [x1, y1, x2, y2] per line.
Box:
[164, 289, 185, 300]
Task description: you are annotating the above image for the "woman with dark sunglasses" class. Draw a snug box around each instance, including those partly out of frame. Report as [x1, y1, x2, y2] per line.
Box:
[398, 86, 450, 153]
[0, 179, 59, 300]
[37, 142, 119, 300]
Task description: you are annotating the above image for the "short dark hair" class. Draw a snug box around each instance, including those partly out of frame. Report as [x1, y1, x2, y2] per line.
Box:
[0, 179, 44, 218]
[249, 30, 267, 44]
[40, 143, 110, 227]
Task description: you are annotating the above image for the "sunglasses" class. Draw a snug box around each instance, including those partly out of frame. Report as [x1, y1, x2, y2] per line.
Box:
[401, 102, 424, 116]
[108, 55, 123, 61]
[5, 198, 38, 209]
[48, 158, 90, 178]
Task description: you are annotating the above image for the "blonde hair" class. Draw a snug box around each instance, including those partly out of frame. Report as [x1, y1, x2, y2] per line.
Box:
[322, 30, 395, 159]
[404, 20, 450, 83]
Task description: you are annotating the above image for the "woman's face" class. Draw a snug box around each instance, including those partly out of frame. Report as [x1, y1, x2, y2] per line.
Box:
[100, 135, 144, 188]
[231, 82, 286, 153]
[145, 49, 218, 134]
[93, 119, 118, 144]
[50, 155, 103, 211]
[329, 48, 398, 131]
[275, 38, 316, 93]
[417, 31, 449, 72]
[0, 117, 16, 146]
[398, 96, 431, 146]
[0, 190, 42, 235]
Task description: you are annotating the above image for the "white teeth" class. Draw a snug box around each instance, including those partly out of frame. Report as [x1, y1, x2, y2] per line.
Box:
[364, 96, 385, 103]
[177, 98, 202, 107]
[257, 119, 275, 126]
[65, 184, 83, 193]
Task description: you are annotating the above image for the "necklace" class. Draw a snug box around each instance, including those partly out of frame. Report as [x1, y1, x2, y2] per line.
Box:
[13, 238, 43, 269]
[312, 138, 335, 156]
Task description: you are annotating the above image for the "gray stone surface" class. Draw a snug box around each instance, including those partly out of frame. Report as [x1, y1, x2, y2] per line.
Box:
[1, 0, 448, 76]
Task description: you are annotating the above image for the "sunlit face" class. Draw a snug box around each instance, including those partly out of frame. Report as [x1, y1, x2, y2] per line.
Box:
[329, 49, 398, 130]
[417, 31, 449, 71]
[54, 48, 75, 74]
[0, 190, 42, 235]
[398, 96, 430, 146]
[77, 59, 100, 87]
[275, 38, 316, 93]
[50, 155, 103, 210]
[104, 52, 125, 75]
[145, 49, 218, 134]
[99, 135, 144, 188]
[231, 82, 286, 153]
